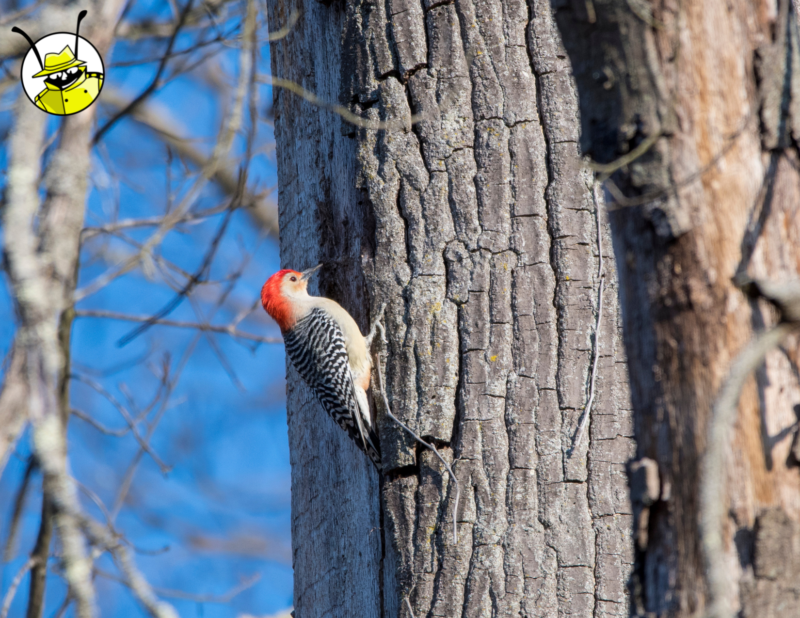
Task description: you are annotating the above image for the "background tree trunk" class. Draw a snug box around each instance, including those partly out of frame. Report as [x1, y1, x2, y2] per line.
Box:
[552, 1, 800, 616]
[266, 0, 633, 615]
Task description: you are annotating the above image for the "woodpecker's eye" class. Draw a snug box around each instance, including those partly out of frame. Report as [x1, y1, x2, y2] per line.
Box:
[290, 276, 297, 282]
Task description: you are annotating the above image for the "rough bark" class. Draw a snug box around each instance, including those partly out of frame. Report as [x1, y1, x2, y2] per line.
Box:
[552, 0, 800, 616]
[266, 0, 633, 615]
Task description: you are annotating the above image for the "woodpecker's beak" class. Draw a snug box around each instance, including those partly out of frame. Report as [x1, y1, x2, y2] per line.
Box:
[300, 263, 322, 281]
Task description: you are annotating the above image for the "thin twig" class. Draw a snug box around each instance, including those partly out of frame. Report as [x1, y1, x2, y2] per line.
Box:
[372, 321, 461, 544]
[70, 374, 171, 473]
[0, 557, 39, 618]
[114, 0, 229, 40]
[115, 205, 236, 346]
[110, 25, 237, 67]
[81, 191, 273, 240]
[76, 481, 117, 532]
[158, 573, 261, 603]
[94, 0, 195, 144]
[71, 408, 131, 437]
[404, 597, 416, 618]
[75, 310, 281, 344]
[111, 355, 179, 522]
[603, 110, 755, 210]
[133, 0, 256, 272]
[265, 8, 300, 41]
[570, 182, 606, 456]
[0, 0, 46, 26]
[231, 298, 261, 329]
[72, 255, 140, 303]
[589, 131, 661, 175]
[187, 295, 245, 389]
[52, 594, 72, 618]
[257, 74, 425, 130]
[95, 568, 260, 603]
[89, 88, 278, 238]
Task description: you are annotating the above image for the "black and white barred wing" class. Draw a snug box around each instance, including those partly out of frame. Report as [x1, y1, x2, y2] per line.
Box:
[283, 308, 381, 468]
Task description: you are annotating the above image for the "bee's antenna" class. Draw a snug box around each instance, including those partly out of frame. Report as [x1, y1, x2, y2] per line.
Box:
[11, 27, 43, 70]
[75, 10, 87, 59]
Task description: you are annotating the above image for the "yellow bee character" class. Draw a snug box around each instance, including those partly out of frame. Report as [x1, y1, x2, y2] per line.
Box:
[12, 10, 104, 116]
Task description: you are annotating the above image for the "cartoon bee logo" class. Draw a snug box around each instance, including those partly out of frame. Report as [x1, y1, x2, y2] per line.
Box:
[12, 10, 104, 116]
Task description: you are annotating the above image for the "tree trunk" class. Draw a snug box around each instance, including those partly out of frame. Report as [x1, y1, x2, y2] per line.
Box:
[552, 1, 800, 616]
[266, 0, 633, 615]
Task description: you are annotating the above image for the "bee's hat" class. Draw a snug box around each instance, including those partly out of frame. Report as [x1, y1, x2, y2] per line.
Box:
[12, 10, 88, 77]
[31, 46, 86, 78]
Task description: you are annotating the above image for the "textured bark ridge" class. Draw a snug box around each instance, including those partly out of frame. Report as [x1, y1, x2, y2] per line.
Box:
[266, 0, 633, 615]
[552, 0, 800, 616]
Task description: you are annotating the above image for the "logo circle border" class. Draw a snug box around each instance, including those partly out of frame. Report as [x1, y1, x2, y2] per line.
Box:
[19, 32, 105, 117]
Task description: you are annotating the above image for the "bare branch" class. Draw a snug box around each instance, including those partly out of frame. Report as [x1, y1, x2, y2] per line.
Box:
[0, 0, 47, 26]
[257, 74, 425, 130]
[116, 206, 236, 346]
[0, 343, 30, 476]
[128, 0, 257, 288]
[94, 0, 196, 144]
[114, 0, 232, 40]
[89, 89, 278, 237]
[4, 89, 96, 618]
[588, 131, 660, 176]
[110, 24, 238, 68]
[52, 594, 71, 618]
[72, 255, 141, 304]
[70, 409, 131, 437]
[157, 574, 260, 603]
[0, 6, 76, 56]
[265, 9, 300, 42]
[1, 557, 40, 618]
[3, 4, 278, 618]
[79, 519, 178, 618]
[111, 357, 177, 521]
[701, 321, 799, 618]
[96, 568, 261, 604]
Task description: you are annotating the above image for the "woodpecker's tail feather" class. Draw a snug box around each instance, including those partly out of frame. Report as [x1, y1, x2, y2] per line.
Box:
[354, 384, 382, 469]
[362, 425, 382, 469]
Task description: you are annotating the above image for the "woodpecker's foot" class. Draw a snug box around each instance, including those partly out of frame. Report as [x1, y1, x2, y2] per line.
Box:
[365, 303, 387, 350]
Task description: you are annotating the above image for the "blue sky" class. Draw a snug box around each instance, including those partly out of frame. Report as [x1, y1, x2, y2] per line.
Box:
[0, 1, 293, 616]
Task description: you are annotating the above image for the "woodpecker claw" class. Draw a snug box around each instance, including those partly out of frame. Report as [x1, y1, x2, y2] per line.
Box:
[365, 302, 387, 349]
[369, 330, 461, 545]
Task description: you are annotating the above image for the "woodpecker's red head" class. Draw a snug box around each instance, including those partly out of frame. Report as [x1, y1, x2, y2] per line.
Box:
[261, 264, 322, 331]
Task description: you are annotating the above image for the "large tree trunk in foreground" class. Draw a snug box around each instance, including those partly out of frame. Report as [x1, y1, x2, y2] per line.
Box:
[553, 1, 800, 616]
[267, 0, 633, 615]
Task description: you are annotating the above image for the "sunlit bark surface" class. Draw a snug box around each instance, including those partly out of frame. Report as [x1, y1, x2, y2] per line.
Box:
[267, 0, 633, 615]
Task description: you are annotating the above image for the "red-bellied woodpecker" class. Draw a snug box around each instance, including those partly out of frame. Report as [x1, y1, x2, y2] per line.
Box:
[261, 265, 382, 468]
